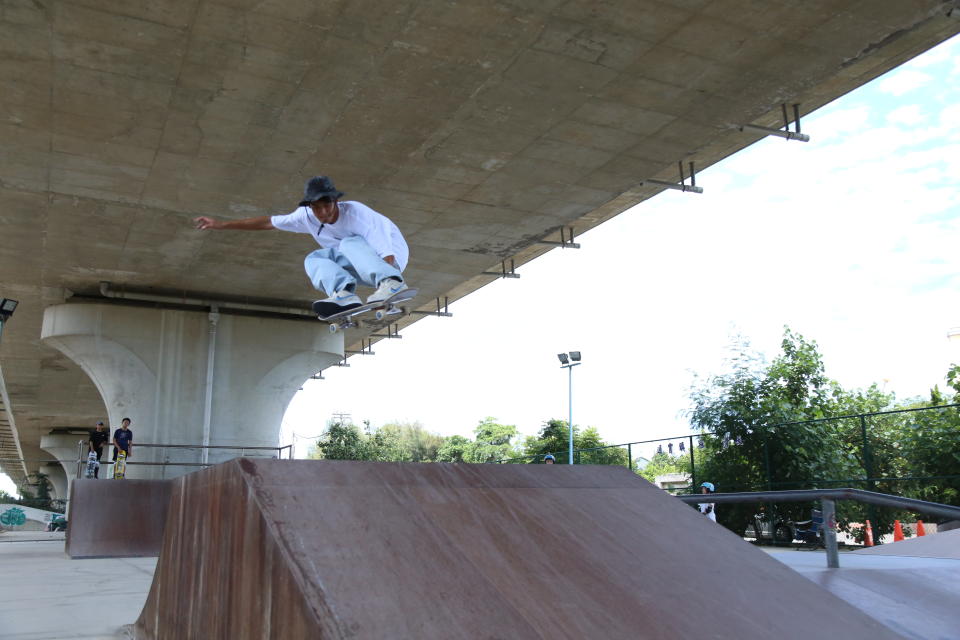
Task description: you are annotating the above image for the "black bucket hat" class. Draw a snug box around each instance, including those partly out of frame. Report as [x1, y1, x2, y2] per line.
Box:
[298, 176, 344, 206]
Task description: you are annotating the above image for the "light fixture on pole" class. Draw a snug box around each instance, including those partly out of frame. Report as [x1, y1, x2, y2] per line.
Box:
[557, 351, 582, 465]
[0, 298, 17, 321]
[0, 298, 18, 342]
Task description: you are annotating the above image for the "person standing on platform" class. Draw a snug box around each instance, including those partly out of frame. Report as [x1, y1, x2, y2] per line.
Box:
[113, 418, 134, 463]
[88, 421, 109, 479]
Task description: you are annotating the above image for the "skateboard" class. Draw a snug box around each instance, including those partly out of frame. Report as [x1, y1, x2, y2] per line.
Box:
[84, 451, 99, 479]
[113, 451, 127, 479]
[315, 288, 418, 333]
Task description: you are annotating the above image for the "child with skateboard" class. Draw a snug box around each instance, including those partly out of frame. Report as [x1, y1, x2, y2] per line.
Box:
[87, 421, 108, 479]
[112, 418, 133, 479]
[194, 176, 411, 316]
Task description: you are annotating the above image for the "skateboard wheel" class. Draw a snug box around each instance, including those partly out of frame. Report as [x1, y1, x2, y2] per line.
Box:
[374, 310, 385, 321]
[328, 323, 338, 334]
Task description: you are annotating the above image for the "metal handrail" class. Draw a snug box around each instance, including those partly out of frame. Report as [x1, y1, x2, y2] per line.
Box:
[72, 440, 295, 478]
[674, 488, 960, 520]
[675, 488, 960, 569]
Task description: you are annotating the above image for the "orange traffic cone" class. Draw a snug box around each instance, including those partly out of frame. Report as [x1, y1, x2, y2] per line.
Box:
[864, 520, 874, 547]
[917, 520, 926, 537]
[893, 519, 904, 542]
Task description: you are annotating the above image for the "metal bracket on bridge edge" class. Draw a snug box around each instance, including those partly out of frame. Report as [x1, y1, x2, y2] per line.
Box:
[739, 103, 810, 142]
[371, 324, 402, 339]
[410, 297, 453, 318]
[644, 161, 703, 194]
[537, 227, 580, 249]
[482, 259, 520, 279]
[344, 339, 375, 356]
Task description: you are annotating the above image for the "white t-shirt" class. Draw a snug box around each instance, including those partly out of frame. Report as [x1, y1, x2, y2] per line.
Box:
[699, 502, 716, 522]
[270, 201, 409, 271]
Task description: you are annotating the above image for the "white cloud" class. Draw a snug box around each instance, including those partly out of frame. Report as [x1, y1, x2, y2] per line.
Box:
[886, 104, 924, 126]
[878, 69, 933, 96]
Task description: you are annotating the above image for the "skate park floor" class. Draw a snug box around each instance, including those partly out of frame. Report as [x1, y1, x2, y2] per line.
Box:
[0, 537, 155, 639]
[2, 533, 956, 639]
[764, 546, 960, 640]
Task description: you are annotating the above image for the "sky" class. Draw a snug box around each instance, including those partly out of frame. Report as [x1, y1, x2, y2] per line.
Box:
[281, 34, 960, 460]
[2, 35, 958, 497]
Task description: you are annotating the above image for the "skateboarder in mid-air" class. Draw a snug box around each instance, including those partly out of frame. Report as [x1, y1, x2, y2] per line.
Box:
[194, 176, 410, 315]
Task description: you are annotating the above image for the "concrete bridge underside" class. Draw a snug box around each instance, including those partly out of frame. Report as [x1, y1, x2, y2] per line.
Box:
[1, 0, 958, 485]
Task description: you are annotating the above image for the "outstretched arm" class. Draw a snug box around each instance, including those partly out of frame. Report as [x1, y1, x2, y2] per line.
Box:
[194, 216, 275, 231]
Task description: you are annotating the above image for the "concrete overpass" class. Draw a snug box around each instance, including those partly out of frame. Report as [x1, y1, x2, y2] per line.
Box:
[1, 0, 958, 491]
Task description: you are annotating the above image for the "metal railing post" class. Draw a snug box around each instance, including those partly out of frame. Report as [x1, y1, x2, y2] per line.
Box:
[688, 435, 696, 489]
[628, 443, 632, 471]
[860, 415, 879, 538]
[822, 498, 839, 568]
[763, 435, 772, 492]
[76, 440, 84, 479]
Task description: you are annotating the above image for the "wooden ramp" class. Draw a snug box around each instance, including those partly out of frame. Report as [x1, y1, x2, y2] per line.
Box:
[135, 459, 904, 639]
[67, 478, 172, 559]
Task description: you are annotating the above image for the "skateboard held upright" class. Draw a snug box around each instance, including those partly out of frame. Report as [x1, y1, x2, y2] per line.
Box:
[113, 451, 127, 479]
[84, 452, 99, 479]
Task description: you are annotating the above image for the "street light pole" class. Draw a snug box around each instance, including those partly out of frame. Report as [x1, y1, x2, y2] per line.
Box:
[568, 363, 573, 464]
[556, 351, 582, 465]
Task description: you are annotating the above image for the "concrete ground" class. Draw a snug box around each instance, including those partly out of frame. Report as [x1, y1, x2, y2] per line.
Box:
[3, 531, 956, 639]
[765, 547, 960, 640]
[0, 534, 155, 640]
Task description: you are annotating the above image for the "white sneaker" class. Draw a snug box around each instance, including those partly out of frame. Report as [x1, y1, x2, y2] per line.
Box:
[312, 289, 361, 314]
[367, 278, 408, 303]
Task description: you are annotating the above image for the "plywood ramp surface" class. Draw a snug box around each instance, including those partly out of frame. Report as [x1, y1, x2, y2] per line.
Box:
[67, 478, 172, 558]
[135, 460, 904, 639]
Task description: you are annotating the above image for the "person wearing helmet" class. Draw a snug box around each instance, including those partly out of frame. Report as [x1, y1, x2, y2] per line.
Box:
[698, 482, 716, 522]
[194, 176, 410, 315]
[543, 454, 556, 464]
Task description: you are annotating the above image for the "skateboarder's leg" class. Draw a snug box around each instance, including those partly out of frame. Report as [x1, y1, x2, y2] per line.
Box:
[304, 248, 358, 294]
[337, 236, 408, 302]
[337, 236, 403, 286]
[305, 248, 363, 312]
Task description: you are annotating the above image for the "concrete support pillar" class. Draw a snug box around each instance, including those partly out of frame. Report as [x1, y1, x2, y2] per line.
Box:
[39, 432, 85, 515]
[40, 463, 68, 500]
[41, 303, 342, 479]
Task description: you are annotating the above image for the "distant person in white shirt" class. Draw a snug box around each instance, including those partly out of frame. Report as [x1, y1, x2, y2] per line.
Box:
[698, 482, 717, 522]
[193, 176, 409, 314]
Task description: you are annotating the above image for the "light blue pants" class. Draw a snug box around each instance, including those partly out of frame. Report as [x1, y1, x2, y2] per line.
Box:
[303, 236, 403, 295]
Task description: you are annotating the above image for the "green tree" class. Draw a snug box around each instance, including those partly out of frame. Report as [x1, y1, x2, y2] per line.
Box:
[897, 366, 960, 505]
[521, 419, 628, 466]
[687, 329, 894, 535]
[435, 418, 520, 463]
[436, 435, 473, 463]
[308, 421, 373, 461]
[374, 421, 445, 462]
[638, 451, 689, 484]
